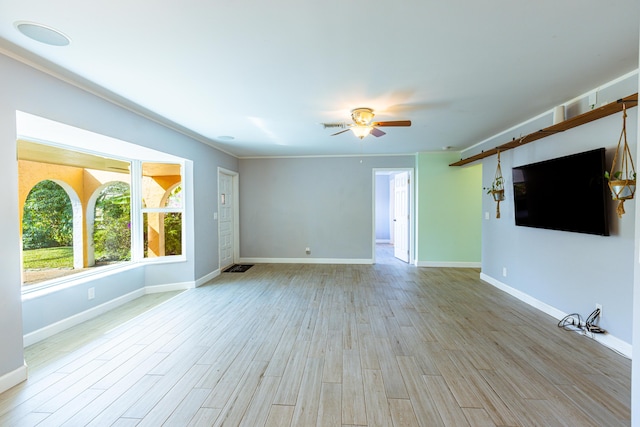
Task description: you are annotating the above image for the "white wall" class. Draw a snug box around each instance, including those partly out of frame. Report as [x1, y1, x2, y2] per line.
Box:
[375, 174, 391, 241]
[238, 155, 415, 262]
[477, 75, 637, 352]
[632, 42, 640, 427]
[0, 52, 237, 392]
[0, 73, 26, 391]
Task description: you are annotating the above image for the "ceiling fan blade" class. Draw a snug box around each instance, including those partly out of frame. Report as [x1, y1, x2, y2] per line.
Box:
[330, 129, 351, 136]
[372, 120, 411, 127]
[370, 127, 386, 137]
[322, 122, 347, 129]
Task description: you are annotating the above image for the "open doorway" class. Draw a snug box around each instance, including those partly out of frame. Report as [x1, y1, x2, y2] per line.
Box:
[373, 168, 414, 264]
[218, 168, 239, 271]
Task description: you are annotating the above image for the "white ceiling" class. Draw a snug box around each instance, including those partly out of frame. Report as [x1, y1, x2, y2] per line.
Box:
[0, 1, 638, 158]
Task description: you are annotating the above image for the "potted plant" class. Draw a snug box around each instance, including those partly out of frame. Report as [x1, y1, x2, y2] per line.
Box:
[606, 104, 636, 218]
[605, 170, 636, 200]
[605, 170, 636, 218]
[486, 151, 505, 218]
[484, 176, 505, 202]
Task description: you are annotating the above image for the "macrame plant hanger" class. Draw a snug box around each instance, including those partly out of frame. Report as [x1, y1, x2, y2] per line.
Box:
[493, 150, 505, 218]
[608, 103, 636, 218]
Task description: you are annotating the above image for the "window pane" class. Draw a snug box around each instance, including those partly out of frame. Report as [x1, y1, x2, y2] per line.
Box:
[93, 182, 131, 264]
[18, 141, 132, 286]
[142, 163, 182, 208]
[143, 212, 182, 258]
[164, 212, 182, 256]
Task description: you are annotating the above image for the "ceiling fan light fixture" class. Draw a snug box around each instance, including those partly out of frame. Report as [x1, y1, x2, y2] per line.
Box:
[351, 108, 375, 126]
[323, 107, 409, 139]
[351, 126, 372, 139]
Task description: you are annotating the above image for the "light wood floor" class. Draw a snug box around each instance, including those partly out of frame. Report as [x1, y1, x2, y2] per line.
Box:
[0, 249, 631, 426]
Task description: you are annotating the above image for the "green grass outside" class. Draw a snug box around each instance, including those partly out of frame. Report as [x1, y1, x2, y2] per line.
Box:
[23, 246, 73, 269]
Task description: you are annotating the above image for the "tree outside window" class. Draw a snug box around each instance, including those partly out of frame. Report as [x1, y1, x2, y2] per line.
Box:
[93, 182, 131, 264]
[23, 180, 73, 251]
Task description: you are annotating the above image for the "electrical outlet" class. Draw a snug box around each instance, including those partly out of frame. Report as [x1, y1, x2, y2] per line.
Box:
[502, 267, 507, 277]
[596, 303, 602, 320]
[305, 247, 311, 254]
[88, 287, 95, 300]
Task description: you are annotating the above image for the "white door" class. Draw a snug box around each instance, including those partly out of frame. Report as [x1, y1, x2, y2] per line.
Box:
[219, 171, 234, 269]
[393, 172, 409, 262]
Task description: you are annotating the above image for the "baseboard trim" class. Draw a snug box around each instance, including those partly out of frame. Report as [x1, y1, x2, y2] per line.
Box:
[23, 281, 194, 347]
[416, 261, 481, 268]
[480, 273, 565, 318]
[0, 363, 28, 394]
[195, 269, 220, 288]
[480, 273, 632, 358]
[238, 257, 373, 265]
[23, 288, 145, 347]
[145, 281, 195, 293]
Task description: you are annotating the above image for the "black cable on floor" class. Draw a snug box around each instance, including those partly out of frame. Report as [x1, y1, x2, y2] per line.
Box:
[558, 313, 583, 331]
[557, 309, 606, 334]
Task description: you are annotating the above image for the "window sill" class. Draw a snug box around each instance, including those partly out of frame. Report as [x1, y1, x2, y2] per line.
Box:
[21, 256, 187, 300]
[142, 255, 187, 265]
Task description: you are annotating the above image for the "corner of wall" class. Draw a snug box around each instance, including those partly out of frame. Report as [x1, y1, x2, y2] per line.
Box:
[0, 363, 27, 395]
[416, 151, 482, 264]
[481, 273, 632, 358]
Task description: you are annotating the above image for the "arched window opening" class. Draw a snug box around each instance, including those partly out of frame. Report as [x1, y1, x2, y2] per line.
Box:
[22, 180, 80, 284]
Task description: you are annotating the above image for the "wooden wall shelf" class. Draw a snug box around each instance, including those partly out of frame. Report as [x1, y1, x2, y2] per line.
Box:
[450, 93, 638, 167]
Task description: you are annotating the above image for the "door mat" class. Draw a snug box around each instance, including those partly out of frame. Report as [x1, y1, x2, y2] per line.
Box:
[223, 264, 254, 273]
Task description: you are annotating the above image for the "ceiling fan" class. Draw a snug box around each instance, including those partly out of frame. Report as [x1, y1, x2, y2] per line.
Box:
[322, 108, 411, 139]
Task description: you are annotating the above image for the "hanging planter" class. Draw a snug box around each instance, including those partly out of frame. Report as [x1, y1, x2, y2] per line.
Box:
[606, 104, 636, 218]
[484, 151, 505, 218]
[490, 185, 505, 202]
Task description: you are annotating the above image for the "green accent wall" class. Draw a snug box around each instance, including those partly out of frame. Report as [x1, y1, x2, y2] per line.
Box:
[416, 152, 482, 265]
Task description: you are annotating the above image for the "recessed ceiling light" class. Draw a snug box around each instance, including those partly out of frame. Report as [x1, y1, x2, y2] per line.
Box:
[14, 21, 71, 46]
[217, 136, 235, 141]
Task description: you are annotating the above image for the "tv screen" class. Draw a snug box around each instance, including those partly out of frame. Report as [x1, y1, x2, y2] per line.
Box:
[512, 148, 609, 236]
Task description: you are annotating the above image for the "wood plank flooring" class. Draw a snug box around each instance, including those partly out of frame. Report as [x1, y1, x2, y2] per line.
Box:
[0, 250, 631, 426]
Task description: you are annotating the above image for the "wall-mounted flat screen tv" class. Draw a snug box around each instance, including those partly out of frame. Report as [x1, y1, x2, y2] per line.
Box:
[512, 148, 609, 236]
